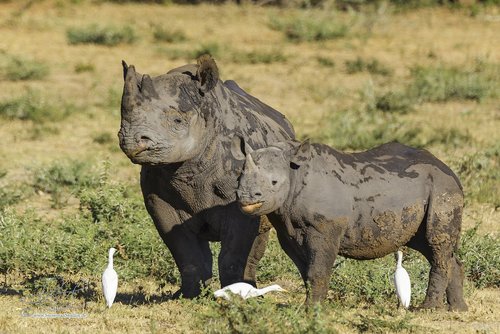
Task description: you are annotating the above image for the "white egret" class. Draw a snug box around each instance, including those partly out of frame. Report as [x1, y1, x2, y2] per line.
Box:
[394, 250, 411, 309]
[102, 247, 118, 308]
[214, 282, 287, 300]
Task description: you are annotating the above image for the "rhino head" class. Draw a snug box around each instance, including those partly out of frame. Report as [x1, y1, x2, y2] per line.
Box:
[232, 137, 311, 216]
[118, 55, 219, 165]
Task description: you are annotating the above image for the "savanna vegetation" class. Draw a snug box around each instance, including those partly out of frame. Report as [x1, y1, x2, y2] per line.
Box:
[0, 0, 499, 333]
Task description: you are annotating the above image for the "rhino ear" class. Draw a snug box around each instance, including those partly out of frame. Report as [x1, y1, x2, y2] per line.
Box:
[231, 136, 253, 161]
[290, 139, 311, 169]
[196, 54, 219, 93]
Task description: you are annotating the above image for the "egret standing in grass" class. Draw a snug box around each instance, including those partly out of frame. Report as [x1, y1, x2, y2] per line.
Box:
[394, 250, 411, 309]
[102, 247, 118, 308]
[214, 282, 287, 300]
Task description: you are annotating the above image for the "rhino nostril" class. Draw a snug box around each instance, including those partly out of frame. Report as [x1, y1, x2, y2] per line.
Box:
[254, 192, 262, 197]
[139, 135, 152, 143]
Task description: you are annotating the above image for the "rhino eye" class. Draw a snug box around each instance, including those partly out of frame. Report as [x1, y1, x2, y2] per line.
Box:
[272, 180, 278, 186]
[174, 118, 182, 124]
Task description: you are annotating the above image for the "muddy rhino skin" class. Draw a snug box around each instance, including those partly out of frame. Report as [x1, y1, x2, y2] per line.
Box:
[118, 55, 294, 298]
[235, 139, 467, 311]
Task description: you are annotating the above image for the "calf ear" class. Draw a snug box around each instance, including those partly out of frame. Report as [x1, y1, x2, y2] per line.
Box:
[290, 139, 311, 169]
[230, 136, 254, 160]
[196, 54, 219, 93]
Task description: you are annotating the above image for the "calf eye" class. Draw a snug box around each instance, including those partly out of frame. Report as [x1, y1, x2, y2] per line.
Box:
[272, 180, 278, 186]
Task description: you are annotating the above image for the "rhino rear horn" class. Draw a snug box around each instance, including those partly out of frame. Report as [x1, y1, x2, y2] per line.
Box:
[196, 54, 219, 93]
[140, 74, 159, 99]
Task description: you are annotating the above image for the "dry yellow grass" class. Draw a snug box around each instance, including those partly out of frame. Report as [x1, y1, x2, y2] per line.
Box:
[0, 1, 499, 333]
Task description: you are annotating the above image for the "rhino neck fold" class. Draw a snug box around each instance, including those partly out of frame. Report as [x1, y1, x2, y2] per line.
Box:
[166, 129, 221, 183]
[280, 163, 307, 217]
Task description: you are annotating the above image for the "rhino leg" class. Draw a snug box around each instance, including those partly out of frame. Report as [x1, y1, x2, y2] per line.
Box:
[409, 191, 466, 310]
[446, 255, 468, 311]
[143, 194, 212, 298]
[304, 225, 343, 305]
[218, 203, 262, 287]
[243, 218, 271, 285]
[272, 219, 308, 281]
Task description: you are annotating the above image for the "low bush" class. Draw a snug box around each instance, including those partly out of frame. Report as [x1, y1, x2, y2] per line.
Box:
[0, 90, 71, 122]
[0, 53, 49, 81]
[67, 24, 136, 46]
[452, 143, 500, 207]
[459, 225, 500, 288]
[152, 26, 187, 43]
[345, 57, 393, 76]
[269, 13, 349, 42]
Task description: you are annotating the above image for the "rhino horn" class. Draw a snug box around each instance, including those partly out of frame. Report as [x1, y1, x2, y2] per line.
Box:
[140, 74, 158, 99]
[122, 63, 140, 110]
[246, 153, 257, 171]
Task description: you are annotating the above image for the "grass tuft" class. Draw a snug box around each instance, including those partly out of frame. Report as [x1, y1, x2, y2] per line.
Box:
[0, 53, 49, 81]
[67, 24, 136, 46]
[269, 13, 349, 42]
[152, 26, 187, 43]
[0, 90, 71, 122]
[345, 57, 393, 76]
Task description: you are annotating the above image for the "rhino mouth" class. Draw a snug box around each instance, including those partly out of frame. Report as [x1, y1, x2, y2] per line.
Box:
[239, 202, 264, 214]
[130, 145, 150, 158]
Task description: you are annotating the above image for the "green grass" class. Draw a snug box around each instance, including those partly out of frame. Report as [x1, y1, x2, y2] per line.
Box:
[0, 90, 71, 122]
[66, 24, 136, 46]
[74, 62, 95, 73]
[345, 57, 393, 76]
[0, 52, 49, 81]
[312, 106, 472, 152]
[232, 50, 288, 64]
[32, 160, 98, 208]
[452, 143, 500, 207]
[269, 13, 349, 42]
[152, 26, 187, 43]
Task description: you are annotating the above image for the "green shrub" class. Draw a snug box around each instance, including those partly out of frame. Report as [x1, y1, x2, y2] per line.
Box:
[33, 160, 98, 208]
[313, 106, 472, 152]
[269, 14, 349, 42]
[67, 24, 136, 46]
[74, 62, 95, 73]
[409, 63, 499, 103]
[93, 132, 115, 145]
[197, 298, 335, 334]
[452, 143, 500, 207]
[232, 50, 288, 64]
[375, 91, 413, 114]
[0, 90, 71, 122]
[345, 57, 393, 76]
[459, 225, 500, 288]
[0, 176, 179, 283]
[317, 56, 335, 68]
[192, 42, 221, 59]
[152, 26, 187, 43]
[0, 53, 49, 81]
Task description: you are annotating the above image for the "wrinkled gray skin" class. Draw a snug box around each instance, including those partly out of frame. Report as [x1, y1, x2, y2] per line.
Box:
[118, 55, 294, 298]
[235, 139, 467, 311]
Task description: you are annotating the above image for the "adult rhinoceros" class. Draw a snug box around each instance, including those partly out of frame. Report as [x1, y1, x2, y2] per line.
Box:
[118, 55, 295, 297]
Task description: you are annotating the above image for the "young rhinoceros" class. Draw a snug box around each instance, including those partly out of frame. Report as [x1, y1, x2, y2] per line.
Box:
[233, 138, 467, 311]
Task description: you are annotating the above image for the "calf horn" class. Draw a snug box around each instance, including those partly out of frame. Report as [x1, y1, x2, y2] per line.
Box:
[246, 153, 257, 171]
